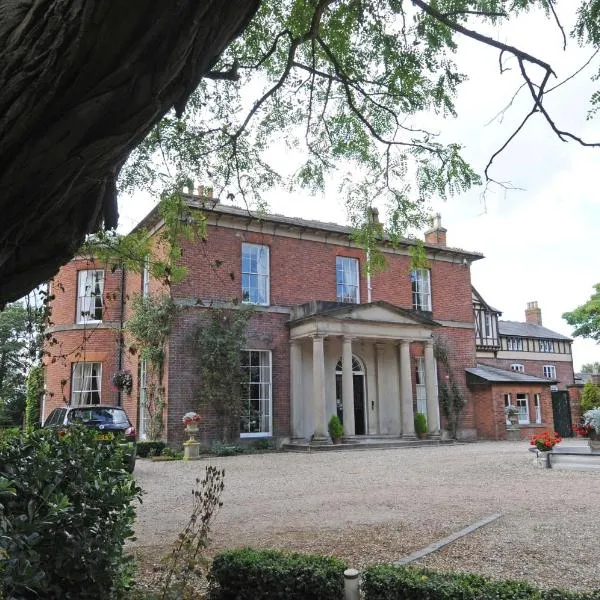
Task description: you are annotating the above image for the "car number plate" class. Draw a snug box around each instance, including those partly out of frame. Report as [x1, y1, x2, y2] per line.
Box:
[96, 434, 112, 441]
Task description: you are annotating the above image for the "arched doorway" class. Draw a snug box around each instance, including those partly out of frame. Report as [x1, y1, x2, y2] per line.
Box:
[335, 356, 366, 435]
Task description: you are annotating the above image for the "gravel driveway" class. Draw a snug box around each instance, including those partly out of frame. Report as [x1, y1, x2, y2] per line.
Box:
[131, 442, 600, 590]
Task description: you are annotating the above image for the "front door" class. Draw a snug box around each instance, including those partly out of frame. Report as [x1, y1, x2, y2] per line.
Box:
[551, 391, 573, 437]
[335, 356, 366, 435]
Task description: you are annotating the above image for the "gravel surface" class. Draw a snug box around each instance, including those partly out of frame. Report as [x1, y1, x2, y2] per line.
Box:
[130, 442, 600, 590]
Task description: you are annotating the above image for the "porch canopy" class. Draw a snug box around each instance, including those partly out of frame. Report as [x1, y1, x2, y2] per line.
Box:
[288, 301, 441, 443]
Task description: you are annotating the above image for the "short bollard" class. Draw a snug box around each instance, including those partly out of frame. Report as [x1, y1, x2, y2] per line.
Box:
[344, 568, 359, 600]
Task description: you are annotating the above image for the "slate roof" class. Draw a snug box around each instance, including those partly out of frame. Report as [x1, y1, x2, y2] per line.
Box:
[498, 320, 572, 341]
[133, 199, 484, 261]
[466, 364, 557, 384]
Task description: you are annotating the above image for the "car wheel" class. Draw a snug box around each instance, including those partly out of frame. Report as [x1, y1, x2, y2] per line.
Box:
[126, 455, 136, 474]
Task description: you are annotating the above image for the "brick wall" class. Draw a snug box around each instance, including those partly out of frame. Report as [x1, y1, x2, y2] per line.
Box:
[471, 383, 553, 440]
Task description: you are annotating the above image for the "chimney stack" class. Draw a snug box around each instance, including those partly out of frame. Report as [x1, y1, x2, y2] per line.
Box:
[424, 213, 447, 246]
[525, 301, 542, 326]
[197, 184, 214, 199]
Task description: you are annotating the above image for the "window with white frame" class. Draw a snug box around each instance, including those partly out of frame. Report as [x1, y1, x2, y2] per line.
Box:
[241, 244, 270, 305]
[507, 337, 523, 351]
[415, 357, 427, 415]
[411, 268, 432, 311]
[511, 364, 524, 373]
[138, 359, 148, 439]
[504, 393, 512, 425]
[534, 393, 542, 424]
[240, 350, 272, 436]
[539, 339, 554, 353]
[142, 256, 150, 297]
[76, 270, 104, 323]
[543, 365, 556, 379]
[516, 393, 530, 425]
[336, 256, 360, 303]
[71, 362, 102, 405]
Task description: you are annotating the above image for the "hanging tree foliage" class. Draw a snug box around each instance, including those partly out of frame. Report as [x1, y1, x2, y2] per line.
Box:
[3, 1, 600, 305]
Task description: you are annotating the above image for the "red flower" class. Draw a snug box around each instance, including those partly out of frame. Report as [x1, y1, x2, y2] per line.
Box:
[530, 431, 562, 451]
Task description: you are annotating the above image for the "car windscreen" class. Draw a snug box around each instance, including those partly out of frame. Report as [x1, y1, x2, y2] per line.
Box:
[68, 408, 129, 425]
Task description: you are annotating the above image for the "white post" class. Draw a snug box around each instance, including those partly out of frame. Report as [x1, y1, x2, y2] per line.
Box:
[312, 334, 329, 443]
[344, 569, 360, 600]
[400, 340, 415, 438]
[342, 337, 356, 437]
[424, 340, 440, 434]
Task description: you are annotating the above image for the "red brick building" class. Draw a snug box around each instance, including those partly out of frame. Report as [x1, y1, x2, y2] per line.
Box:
[43, 197, 573, 444]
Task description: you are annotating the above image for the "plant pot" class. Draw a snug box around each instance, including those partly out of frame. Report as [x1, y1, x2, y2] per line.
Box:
[589, 433, 600, 453]
[417, 432, 427, 440]
[533, 449, 551, 468]
[332, 438, 342, 445]
[185, 425, 199, 442]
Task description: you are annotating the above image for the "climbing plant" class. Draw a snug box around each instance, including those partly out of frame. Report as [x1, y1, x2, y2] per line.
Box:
[194, 307, 253, 443]
[125, 294, 177, 441]
[433, 336, 466, 439]
[24, 364, 44, 432]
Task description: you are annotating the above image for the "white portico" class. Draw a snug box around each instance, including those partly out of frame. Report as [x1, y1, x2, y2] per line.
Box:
[288, 301, 441, 443]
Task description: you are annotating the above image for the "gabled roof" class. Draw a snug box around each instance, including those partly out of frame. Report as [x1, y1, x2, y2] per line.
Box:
[288, 300, 440, 327]
[471, 286, 501, 314]
[498, 321, 572, 341]
[466, 364, 557, 384]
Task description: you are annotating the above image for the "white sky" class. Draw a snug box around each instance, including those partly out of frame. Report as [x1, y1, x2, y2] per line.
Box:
[118, 6, 600, 371]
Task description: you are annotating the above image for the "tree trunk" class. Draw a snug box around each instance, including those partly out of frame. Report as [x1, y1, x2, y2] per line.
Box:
[0, 0, 260, 305]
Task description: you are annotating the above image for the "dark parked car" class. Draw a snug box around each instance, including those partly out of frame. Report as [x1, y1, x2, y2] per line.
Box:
[43, 405, 137, 473]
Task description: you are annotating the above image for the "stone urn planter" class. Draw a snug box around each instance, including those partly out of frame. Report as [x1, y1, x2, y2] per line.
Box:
[588, 432, 600, 453]
[185, 425, 199, 442]
[533, 449, 551, 469]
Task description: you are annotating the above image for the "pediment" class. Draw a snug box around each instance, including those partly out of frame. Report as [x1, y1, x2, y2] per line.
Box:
[289, 300, 438, 328]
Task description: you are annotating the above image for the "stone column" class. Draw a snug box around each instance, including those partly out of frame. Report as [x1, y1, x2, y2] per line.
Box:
[312, 334, 330, 443]
[376, 343, 386, 434]
[290, 340, 304, 439]
[424, 340, 440, 435]
[400, 340, 415, 438]
[342, 336, 355, 437]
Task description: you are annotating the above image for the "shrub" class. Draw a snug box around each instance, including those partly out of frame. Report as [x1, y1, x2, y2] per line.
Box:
[414, 412, 427, 436]
[361, 564, 567, 600]
[136, 440, 166, 458]
[0, 426, 142, 600]
[250, 438, 275, 451]
[580, 381, 600, 412]
[211, 442, 245, 456]
[328, 415, 344, 440]
[209, 548, 346, 600]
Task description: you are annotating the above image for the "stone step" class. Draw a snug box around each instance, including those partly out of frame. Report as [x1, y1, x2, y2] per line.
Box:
[282, 439, 449, 452]
[549, 452, 600, 472]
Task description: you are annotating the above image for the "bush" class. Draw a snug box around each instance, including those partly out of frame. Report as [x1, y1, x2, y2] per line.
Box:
[209, 548, 347, 600]
[580, 381, 600, 412]
[414, 412, 427, 436]
[328, 415, 344, 440]
[361, 564, 584, 600]
[136, 440, 166, 458]
[0, 426, 142, 599]
[211, 442, 245, 456]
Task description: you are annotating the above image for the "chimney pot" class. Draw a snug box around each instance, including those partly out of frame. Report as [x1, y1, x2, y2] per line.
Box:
[424, 212, 447, 246]
[525, 301, 542, 326]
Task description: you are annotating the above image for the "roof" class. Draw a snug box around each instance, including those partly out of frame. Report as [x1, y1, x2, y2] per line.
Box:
[133, 197, 485, 261]
[498, 320, 572, 341]
[466, 364, 557, 384]
[471, 286, 501, 314]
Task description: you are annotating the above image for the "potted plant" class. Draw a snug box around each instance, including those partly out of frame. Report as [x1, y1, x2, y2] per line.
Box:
[504, 405, 519, 427]
[111, 369, 133, 395]
[328, 415, 344, 444]
[582, 407, 600, 452]
[414, 412, 428, 439]
[529, 431, 562, 452]
[182, 411, 202, 440]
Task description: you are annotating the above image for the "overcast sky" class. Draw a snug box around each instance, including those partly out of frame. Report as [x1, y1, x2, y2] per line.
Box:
[118, 6, 600, 371]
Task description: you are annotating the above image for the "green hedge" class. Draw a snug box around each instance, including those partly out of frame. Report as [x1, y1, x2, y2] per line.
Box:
[136, 440, 166, 458]
[0, 426, 141, 599]
[362, 565, 597, 600]
[209, 548, 347, 600]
